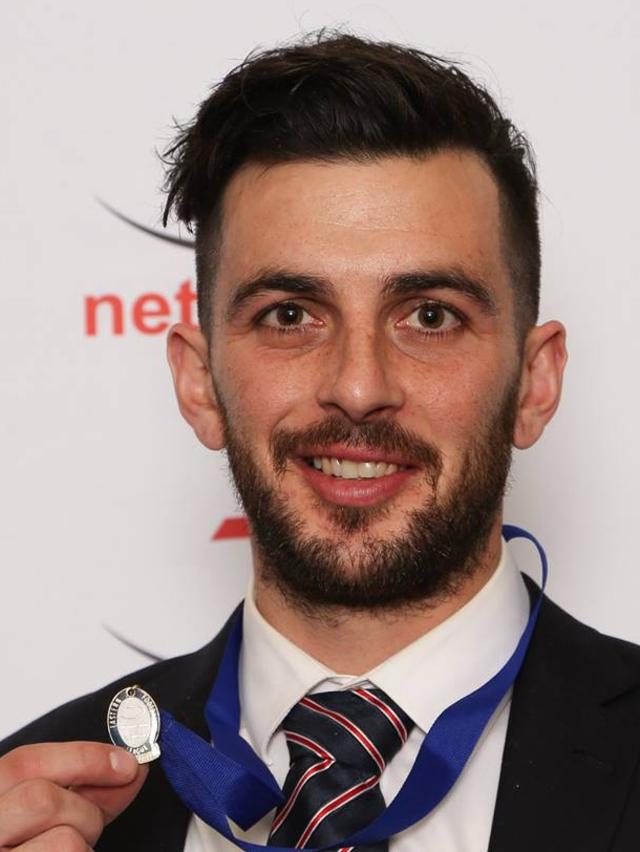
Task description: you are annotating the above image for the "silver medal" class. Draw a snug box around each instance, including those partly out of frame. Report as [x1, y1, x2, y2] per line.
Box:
[107, 685, 161, 764]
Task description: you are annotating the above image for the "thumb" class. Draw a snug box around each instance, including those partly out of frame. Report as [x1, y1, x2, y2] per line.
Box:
[74, 762, 149, 823]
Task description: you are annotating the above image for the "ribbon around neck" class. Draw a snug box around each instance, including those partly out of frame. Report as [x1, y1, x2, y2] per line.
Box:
[159, 524, 547, 850]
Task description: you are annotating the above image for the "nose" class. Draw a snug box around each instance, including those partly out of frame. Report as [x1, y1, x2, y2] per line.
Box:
[316, 325, 404, 421]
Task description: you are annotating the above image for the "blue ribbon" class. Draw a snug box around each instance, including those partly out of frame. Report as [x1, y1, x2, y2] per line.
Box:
[160, 524, 547, 849]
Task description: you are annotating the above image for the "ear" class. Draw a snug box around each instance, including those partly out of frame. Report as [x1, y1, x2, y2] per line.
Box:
[166, 323, 226, 450]
[513, 320, 568, 449]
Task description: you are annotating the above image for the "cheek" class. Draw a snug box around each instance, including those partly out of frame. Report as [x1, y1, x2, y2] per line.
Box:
[404, 359, 503, 452]
[216, 348, 315, 445]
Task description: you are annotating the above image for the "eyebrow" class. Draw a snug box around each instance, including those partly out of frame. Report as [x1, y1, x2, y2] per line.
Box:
[225, 266, 498, 320]
[225, 271, 334, 320]
[381, 270, 498, 315]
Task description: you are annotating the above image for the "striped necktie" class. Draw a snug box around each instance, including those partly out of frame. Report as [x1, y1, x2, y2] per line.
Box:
[268, 687, 414, 851]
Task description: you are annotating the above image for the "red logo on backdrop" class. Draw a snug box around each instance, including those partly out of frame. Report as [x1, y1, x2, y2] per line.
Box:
[89, 201, 252, 535]
[85, 279, 198, 335]
[213, 517, 250, 540]
[95, 203, 252, 658]
[85, 200, 198, 336]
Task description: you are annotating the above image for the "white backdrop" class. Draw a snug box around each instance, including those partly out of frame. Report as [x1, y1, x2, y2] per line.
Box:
[1, 0, 639, 739]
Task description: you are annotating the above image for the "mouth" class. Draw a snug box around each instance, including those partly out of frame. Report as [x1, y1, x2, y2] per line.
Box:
[294, 445, 419, 508]
[305, 455, 409, 479]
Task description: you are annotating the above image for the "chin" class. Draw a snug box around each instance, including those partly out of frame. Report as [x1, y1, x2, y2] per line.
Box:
[299, 498, 410, 538]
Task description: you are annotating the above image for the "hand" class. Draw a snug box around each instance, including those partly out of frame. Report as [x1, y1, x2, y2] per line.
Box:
[0, 742, 148, 850]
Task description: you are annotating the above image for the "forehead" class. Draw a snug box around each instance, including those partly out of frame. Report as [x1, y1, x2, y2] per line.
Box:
[216, 151, 508, 297]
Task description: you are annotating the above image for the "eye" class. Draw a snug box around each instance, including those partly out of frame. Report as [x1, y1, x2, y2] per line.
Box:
[260, 302, 315, 330]
[401, 302, 462, 335]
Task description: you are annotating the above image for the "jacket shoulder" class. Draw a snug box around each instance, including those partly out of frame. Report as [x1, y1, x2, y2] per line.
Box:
[1, 656, 175, 754]
[489, 579, 640, 851]
[0, 609, 236, 852]
[0, 611, 236, 757]
[526, 577, 640, 705]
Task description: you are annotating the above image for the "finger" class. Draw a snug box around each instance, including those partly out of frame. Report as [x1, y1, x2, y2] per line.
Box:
[0, 780, 104, 848]
[0, 743, 138, 796]
[2, 824, 91, 852]
[72, 763, 149, 824]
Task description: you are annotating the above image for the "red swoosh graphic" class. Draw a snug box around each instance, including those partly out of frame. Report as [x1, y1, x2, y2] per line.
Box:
[212, 517, 250, 540]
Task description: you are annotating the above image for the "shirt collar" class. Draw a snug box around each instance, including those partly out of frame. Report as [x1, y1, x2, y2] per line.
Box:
[239, 539, 530, 758]
[240, 584, 334, 759]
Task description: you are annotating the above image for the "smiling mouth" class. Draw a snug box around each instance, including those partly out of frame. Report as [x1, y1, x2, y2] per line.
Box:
[303, 455, 411, 480]
[295, 449, 418, 509]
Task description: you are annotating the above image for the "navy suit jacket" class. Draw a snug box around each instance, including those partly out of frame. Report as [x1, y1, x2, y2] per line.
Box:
[3, 579, 640, 851]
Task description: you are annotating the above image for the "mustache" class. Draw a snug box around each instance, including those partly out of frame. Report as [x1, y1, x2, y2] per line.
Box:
[271, 415, 443, 483]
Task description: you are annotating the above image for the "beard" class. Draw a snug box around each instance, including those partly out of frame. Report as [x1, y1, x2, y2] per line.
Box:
[218, 379, 519, 614]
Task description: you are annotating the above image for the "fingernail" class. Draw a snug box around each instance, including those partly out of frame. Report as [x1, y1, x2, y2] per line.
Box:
[110, 748, 137, 775]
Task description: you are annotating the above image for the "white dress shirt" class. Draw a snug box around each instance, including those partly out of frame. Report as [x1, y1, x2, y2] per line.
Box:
[185, 539, 530, 852]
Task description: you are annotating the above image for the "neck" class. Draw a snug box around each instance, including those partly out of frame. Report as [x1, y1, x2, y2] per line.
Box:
[252, 521, 504, 675]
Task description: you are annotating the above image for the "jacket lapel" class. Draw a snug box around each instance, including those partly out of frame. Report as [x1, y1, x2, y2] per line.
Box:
[489, 580, 640, 851]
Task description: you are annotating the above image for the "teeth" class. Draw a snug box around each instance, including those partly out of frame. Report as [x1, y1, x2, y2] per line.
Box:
[341, 460, 359, 479]
[359, 462, 377, 479]
[311, 456, 405, 479]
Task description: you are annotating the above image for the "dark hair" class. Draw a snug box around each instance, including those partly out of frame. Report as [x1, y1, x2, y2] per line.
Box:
[162, 32, 540, 336]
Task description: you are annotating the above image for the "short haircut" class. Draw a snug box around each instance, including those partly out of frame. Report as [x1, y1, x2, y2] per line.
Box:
[162, 32, 540, 337]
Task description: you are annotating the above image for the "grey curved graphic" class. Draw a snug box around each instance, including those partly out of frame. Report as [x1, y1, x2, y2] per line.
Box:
[96, 198, 195, 248]
[97, 197, 191, 661]
[103, 624, 163, 663]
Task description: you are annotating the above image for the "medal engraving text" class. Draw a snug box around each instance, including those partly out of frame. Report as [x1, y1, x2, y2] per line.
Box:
[107, 685, 161, 764]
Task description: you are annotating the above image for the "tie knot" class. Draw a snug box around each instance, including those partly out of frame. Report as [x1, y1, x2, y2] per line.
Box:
[282, 687, 413, 775]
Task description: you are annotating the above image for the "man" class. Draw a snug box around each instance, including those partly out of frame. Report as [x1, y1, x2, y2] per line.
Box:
[1, 32, 640, 852]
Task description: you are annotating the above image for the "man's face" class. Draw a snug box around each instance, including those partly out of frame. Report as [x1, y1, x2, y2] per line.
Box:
[201, 152, 525, 609]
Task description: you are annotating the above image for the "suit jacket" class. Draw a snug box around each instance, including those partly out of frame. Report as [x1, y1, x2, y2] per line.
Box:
[2, 581, 640, 851]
